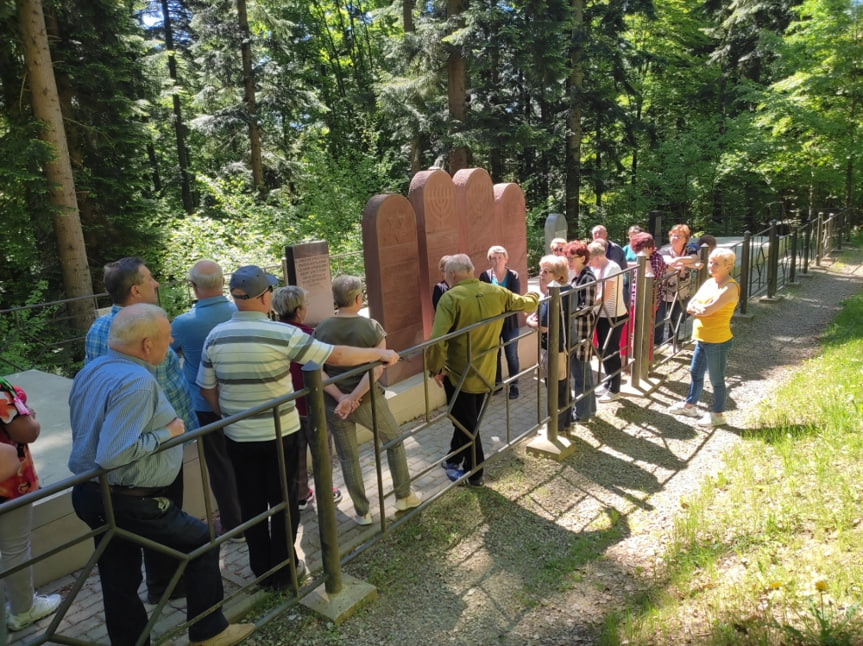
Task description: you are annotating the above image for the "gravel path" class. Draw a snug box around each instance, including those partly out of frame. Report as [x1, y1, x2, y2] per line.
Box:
[276, 246, 863, 646]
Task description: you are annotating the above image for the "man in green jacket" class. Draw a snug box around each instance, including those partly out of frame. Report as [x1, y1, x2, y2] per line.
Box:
[428, 254, 539, 486]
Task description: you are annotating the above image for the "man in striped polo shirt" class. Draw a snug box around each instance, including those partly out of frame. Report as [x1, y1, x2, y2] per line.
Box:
[197, 265, 398, 590]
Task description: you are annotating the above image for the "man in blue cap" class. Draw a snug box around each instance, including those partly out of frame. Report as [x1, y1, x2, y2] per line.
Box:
[198, 265, 399, 590]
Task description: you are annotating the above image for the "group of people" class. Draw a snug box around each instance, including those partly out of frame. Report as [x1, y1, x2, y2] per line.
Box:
[57, 251, 536, 646]
[1, 229, 738, 645]
[538, 223, 737, 429]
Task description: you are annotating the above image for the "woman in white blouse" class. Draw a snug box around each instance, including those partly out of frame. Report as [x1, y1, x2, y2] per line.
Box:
[588, 240, 627, 402]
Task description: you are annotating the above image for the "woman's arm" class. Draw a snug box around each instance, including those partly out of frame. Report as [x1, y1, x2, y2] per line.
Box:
[688, 282, 740, 317]
[0, 443, 19, 480]
[331, 339, 387, 419]
[2, 412, 40, 444]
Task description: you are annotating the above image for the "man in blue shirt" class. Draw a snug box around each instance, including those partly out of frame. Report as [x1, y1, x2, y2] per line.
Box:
[171, 260, 242, 537]
[85, 256, 194, 602]
[69, 304, 254, 646]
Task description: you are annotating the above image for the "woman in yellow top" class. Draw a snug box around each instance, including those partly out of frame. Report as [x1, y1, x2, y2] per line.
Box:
[669, 248, 739, 427]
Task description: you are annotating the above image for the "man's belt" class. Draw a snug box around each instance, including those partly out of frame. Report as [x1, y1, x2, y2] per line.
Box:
[84, 481, 166, 497]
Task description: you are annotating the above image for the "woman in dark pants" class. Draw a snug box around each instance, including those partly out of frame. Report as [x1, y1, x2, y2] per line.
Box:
[479, 245, 522, 399]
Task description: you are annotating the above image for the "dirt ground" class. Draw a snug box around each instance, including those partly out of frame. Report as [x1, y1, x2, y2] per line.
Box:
[264, 246, 863, 646]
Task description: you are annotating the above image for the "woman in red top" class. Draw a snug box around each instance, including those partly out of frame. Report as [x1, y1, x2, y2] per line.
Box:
[272, 287, 343, 512]
[0, 379, 61, 633]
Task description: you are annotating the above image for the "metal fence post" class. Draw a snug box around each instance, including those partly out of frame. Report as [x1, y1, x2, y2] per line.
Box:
[815, 212, 824, 266]
[545, 285, 561, 442]
[738, 231, 752, 315]
[767, 219, 779, 299]
[303, 363, 342, 595]
[789, 224, 799, 284]
[631, 252, 652, 387]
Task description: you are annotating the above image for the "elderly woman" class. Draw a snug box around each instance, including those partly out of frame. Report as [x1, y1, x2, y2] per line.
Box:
[656, 223, 700, 345]
[566, 240, 597, 423]
[431, 255, 450, 311]
[526, 255, 573, 432]
[588, 240, 627, 402]
[479, 245, 521, 399]
[272, 286, 342, 512]
[313, 276, 421, 525]
[669, 248, 739, 427]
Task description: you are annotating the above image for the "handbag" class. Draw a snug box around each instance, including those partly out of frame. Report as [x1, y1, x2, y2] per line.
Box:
[539, 295, 569, 381]
[539, 348, 568, 381]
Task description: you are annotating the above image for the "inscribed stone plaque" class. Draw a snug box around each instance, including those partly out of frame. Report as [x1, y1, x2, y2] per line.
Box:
[545, 213, 568, 253]
[362, 193, 424, 385]
[452, 168, 496, 273]
[409, 169, 458, 336]
[284, 242, 333, 326]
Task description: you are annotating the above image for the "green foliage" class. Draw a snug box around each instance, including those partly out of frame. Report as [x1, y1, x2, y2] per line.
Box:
[606, 248, 863, 644]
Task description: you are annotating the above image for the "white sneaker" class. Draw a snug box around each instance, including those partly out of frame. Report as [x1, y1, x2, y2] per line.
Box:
[395, 491, 423, 511]
[7, 593, 61, 631]
[669, 401, 700, 418]
[598, 391, 620, 403]
[697, 412, 726, 427]
[355, 512, 373, 526]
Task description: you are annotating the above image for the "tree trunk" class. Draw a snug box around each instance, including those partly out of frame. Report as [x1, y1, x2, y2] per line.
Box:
[17, 0, 94, 331]
[161, 0, 193, 212]
[565, 0, 584, 237]
[237, 0, 264, 189]
[447, 0, 468, 174]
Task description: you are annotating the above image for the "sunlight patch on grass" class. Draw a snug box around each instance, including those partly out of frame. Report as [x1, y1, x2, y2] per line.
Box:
[606, 256, 863, 645]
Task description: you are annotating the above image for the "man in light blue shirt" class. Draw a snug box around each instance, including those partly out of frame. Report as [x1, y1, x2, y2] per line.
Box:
[69, 304, 253, 646]
[171, 260, 241, 536]
[84, 256, 194, 602]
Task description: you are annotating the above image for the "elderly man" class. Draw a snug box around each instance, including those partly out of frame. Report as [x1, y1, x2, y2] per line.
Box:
[85, 256, 194, 602]
[69, 304, 254, 646]
[429, 254, 539, 487]
[591, 225, 628, 270]
[170, 260, 242, 539]
[198, 266, 399, 589]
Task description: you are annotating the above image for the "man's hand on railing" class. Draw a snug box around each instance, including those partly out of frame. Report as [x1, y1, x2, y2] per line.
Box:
[433, 372, 448, 388]
[166, 417, 185, 437]
[378, 349, 399, 366]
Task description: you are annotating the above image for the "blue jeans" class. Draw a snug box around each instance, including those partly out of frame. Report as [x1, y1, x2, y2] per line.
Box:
[570, 355, 596, 422]
[495, 326, 520, 386]
[686, 338, 733, 413]
[72, 484, 228, 645]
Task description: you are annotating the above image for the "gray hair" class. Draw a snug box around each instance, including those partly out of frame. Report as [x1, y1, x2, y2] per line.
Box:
[272, 285, 307, 319]
[710, 248, 736, 267]
[588, 240, 607, 258]
[487, 245, 508, 260]
[444, 254, 474, 277]
[332, 275, 364, 308]
[108, 303, 167, 348]
[187, 260, 224, 291]
[591, 225, 608, 239]
[540, 255, 569, 283]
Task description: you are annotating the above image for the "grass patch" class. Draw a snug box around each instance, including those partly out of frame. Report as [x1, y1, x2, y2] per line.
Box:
[604, 244, 863, 645]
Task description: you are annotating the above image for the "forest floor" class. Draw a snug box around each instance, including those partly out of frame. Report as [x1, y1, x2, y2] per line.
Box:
[253, 244, 863, 646]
